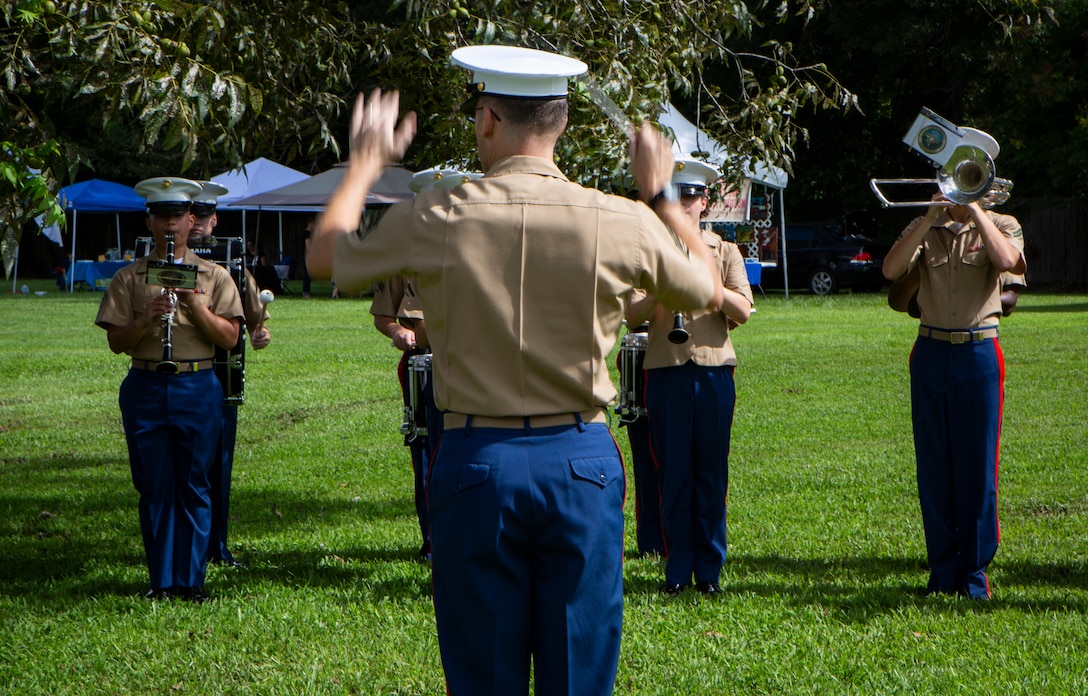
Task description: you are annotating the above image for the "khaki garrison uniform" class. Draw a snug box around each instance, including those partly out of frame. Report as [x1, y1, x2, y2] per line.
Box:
[334, 155, 715, 417]
[96, 250, 243, 595]
[635, 232, 752, 591]
[332, 154, 714, 696]
[897, 208, 1024, 599]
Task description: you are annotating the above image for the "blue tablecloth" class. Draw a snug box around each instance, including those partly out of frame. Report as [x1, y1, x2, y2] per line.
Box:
[745, 260, 762, 287]
[70, 260, 131, 290]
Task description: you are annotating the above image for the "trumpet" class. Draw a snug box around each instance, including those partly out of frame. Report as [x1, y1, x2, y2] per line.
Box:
[667, 312, 691, 344]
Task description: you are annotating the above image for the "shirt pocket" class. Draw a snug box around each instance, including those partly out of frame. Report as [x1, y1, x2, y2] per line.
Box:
[923, 239, 949, 268]
[961, 248, 990, 268]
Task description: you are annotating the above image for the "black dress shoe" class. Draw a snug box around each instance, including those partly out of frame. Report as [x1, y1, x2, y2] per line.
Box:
[660, 582, 688, 596]
[180, 586, 210, 603]
[144, 587, 174, 600]
[695, 581, 723, 595]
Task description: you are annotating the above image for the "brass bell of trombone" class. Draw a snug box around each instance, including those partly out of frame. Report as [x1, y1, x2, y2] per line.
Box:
[870, 107, 1012, 208]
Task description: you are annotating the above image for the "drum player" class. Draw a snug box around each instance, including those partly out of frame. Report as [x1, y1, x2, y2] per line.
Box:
[626, 158, 753, 596]
[190, 181, 272, 568]
[95, 177, 244, 603]
[370, 168, 479, 564]
[307, 44, 724, 695]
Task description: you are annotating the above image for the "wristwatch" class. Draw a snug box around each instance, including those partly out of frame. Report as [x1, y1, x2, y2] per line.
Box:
[650, 184, 678, 206]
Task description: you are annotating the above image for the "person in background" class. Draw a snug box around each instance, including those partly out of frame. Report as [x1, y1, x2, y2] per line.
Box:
[302, 218, 314, 298]
[882, 127, 1025, 599]
[306, 45, 723, 696]
[95, 177, 243, 602]
[190, 181, 272, 568]
[616, 314, 664, 557]
[369, 169, 475, 563]
[626, 159, 753, 596]
[371, 274, 435, 562]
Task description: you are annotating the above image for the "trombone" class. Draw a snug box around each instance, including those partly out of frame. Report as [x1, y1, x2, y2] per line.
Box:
[870, 143, 1012, 209]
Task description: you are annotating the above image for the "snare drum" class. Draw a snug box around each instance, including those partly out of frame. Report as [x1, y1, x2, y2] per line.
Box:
[401, 353, 432, 440]
[616, 332, 648, 421]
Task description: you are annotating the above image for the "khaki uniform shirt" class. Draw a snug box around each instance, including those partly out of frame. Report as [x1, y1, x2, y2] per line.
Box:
[241, 270, 269, 330]
[334, 155, 715, 417]
[95, 251, 244, 362]
[902, 210, 1025, 329]
[636, 233, 753, 369]
[370, 276, 427, 348]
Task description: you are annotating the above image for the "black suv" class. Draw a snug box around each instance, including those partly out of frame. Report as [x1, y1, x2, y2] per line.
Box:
[761, 222, 889, 295]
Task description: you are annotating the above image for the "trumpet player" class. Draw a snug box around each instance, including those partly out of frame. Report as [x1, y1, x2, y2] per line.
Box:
[626, 159, 753, 596]
[882, 132, 1026, 600]
[95, 177, 243, 603]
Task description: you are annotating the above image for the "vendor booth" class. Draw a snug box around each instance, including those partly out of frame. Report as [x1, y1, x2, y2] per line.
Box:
[658, 103, 791, 295]
[56, 179, 146, 292]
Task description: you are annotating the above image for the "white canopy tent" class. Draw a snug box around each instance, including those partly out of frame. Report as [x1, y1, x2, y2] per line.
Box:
[230, 164, 414, 268]
[210, 158, 311, 262]
[232, 164, 414, 208]
[657, 103, 793, 295]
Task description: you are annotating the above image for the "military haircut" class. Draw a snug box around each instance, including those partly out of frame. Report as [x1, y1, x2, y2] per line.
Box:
[490, 95, 568, 135]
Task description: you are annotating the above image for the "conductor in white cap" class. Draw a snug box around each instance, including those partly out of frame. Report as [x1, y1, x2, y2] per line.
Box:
[308, 45, 723, 695]
[95, 177, 244, 602]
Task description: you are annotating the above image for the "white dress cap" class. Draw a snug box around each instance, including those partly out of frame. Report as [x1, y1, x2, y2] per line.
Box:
[671, 159, 721, 188]
[134, 177, 204, 209]
[451, 45, 587, 99]
[410, 168, 465, 194]
[433, 171, 482, 189]
[194, 181, 230, 206]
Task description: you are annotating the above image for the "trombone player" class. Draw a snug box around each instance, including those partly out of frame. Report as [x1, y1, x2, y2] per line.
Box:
[881, 123, 1025, 600]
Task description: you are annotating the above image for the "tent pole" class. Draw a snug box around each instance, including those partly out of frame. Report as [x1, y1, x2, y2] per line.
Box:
[779, 188, 789, 299]
[278, 212, 283, 263]
[69, 211, 77, 293]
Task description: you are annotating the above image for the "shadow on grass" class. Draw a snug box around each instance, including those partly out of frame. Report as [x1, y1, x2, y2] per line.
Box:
[0, 455, 431, 603]
[624, 553, 1088, 617]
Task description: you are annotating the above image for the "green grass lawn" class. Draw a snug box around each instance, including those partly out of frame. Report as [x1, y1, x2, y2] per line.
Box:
[2, 279, 1087, 694]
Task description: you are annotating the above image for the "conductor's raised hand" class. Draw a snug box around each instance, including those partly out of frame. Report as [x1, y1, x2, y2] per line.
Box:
[349, 89, 417, 167]
[629, 122, 675, 204]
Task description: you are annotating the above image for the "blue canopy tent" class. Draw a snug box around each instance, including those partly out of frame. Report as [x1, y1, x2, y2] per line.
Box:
[58, 179, 146, 292]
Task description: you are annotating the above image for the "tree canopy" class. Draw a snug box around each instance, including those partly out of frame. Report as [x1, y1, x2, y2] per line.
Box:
[3, 0, 1069, 275]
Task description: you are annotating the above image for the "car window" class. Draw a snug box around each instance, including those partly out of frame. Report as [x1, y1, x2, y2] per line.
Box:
[786, 227, 816, 248]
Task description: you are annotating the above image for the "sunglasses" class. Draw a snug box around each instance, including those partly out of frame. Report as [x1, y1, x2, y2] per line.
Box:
[467, 106, 502, 124]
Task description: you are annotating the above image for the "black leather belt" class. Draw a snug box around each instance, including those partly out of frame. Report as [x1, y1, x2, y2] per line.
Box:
[131, 358, 214, 372]
[918, 326, 998, 344]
